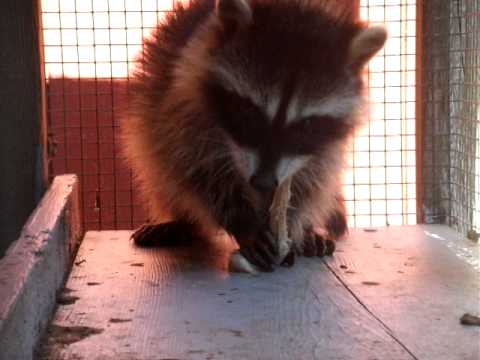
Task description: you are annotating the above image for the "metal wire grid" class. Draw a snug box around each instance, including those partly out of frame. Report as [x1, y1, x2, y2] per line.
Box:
[345, 0, 417, 228]
[42, 0, 417, 231]
[42, 0, 180, 230]
[421, 0, 479, 236]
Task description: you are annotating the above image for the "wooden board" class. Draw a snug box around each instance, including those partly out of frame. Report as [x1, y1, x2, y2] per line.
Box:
[37, 225, 479, 360]
[325, 225, 480, 360]
[0, 175, 81, 360]
[38, 230, 418, 360]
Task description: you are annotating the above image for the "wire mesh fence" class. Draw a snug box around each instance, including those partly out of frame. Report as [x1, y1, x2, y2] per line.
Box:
[346, 0, 417, 228]
[420, 0, 479, 237]
[42, 0, 184, 230]
[41, 0, 418, 231]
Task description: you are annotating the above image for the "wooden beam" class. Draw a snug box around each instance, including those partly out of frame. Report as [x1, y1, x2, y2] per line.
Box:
[0, 0, 47, 257]
[416, 0, 424, 224]
[0, 175, 82, 360]
[325, 225, 480, 360]
[36, 0, 50, 187]
[38, 225, 479, 359]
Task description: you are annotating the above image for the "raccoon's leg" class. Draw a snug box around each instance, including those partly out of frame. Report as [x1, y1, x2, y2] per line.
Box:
[300, 196, 347, 257]
[287, 212, 335, 258]
[188, 172, 278, 271]
[131, 220, 200, 247]
[226, 185, 280, 271]
[165, 138, 279, 271]
[325, 196, 348, 241]
[302, 226, 336, 257]
[226, 202, 278, 272]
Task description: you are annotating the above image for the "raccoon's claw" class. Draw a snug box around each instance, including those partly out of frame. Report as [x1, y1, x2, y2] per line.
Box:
[324, 237, 336, 255]
[303, 232, 318, 257]
[303, 229, 336, 257]
[262, 228, 279, 259]
[130, 224, 156, 246]
[280, 250, 296, 267]
[240, 246, 274, 272]
[131, 221, 197, 247]
[316, 235, 336, 256]
[238, 229, 277, 272]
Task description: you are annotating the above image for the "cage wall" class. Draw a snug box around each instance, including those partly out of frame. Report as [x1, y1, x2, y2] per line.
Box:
[42, 0, 417, 231]
[421, 0, 480, 236]
[347, 0, 417, 228]
[41, 0, 183, 230]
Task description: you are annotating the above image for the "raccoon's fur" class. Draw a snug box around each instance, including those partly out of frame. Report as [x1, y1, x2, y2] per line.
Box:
[122, 0, 387, 271]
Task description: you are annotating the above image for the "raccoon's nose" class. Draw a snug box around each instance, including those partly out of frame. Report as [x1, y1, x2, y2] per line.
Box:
[250, 173, 278, 194]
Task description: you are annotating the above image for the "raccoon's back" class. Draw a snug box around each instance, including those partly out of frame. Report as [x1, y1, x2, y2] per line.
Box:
[133, 0, 214, 97]
[122, 0, 219, 221]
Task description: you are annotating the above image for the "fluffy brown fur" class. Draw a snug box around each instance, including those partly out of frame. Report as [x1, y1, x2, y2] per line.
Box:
[121, 0, 387, 271]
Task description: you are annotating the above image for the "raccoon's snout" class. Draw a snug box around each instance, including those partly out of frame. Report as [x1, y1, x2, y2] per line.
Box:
[250, 173, 278, 195]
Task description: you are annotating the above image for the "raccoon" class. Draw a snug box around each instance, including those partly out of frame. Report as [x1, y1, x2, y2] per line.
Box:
[122, 0, 387, 271]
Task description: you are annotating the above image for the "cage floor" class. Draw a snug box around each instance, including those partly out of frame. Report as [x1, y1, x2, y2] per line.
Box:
[38, 225, 479, 360]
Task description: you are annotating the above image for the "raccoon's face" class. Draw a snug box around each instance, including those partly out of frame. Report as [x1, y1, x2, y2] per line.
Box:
[205, 0, 387, 197]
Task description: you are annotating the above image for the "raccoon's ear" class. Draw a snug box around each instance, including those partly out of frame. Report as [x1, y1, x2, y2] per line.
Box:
[215, 0, 252, 33]
[349, 26, 387, 69]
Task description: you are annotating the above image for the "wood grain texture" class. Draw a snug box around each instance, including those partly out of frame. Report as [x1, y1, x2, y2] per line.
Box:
[0, 175, 81, 360]
[325, 225, 480, 360]
[39, 225, 479, 360]
[38, 229, 423, 360]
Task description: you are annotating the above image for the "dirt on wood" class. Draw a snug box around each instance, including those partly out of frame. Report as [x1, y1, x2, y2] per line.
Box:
[460, 313, 480, 326]
[109, 318, 133, 323]
[35, 324, 104, 360]
[47, 324, 104, 346]
[57, 295, 80, 305]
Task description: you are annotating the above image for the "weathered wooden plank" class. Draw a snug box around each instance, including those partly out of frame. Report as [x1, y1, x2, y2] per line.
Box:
[0, 175, 81, 360]
[325, 225, 480, 360]
[38, 230, 414, 360]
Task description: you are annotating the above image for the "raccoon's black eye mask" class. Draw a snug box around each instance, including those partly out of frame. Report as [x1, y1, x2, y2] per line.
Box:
[206, 76, 356, 153]
[285, 115, 353, 154]
[205, 79, 269, 144]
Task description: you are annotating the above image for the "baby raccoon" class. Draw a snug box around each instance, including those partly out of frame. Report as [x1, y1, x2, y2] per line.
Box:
[122, 0, 387, 271]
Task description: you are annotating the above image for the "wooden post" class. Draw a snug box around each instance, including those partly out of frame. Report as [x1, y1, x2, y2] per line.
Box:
[0, 0, 47, 257]
[419, 0, 451, 226]
[416, 0, 424, 224]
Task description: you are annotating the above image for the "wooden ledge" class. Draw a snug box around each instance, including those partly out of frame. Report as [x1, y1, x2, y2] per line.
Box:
[0, 175, 82, 360]
[38, 225, 479, 360]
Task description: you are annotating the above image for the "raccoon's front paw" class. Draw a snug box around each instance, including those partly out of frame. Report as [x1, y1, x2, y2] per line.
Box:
[237, 228, 278, 272]
[131, 221, 197, 247]
[280, 250, 296, 267]
[302, 228, 336, 257]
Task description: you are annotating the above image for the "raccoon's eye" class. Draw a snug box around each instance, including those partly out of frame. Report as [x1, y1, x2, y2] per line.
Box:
[302, 116, 315, 129]
[299, 115, 337, 132]
[232, 100, 267, 140]
[285, 115, 350, 154]
[295, 116, 319, 133]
